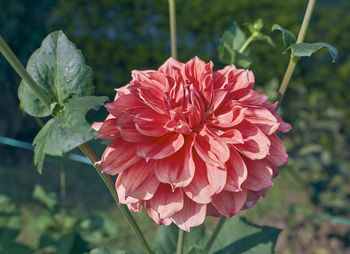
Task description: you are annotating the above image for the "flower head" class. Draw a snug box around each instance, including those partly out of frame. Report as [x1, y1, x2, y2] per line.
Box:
[93, 57, 291, 231]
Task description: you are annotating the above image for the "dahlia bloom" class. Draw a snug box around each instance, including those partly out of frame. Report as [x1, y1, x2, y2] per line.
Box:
[93, 57, 291, 231]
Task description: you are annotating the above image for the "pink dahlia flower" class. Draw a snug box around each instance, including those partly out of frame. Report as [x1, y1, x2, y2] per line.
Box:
[93, 57, 291, 231]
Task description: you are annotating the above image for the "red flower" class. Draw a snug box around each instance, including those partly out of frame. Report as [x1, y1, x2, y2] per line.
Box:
[93, 57, 291, 231]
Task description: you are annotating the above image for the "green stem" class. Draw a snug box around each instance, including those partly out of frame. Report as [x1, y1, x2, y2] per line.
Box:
[176, 229, 185, 254]
[79, 144, 153, 254]
[0, 36, 51, 109]
[277, 0, 316, 107]
[204, 217, 226, 252]
[168, 0, 177, 58]
[238, 35, 254, 54]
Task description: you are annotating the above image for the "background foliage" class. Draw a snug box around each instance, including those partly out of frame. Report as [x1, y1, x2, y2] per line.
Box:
[0, 0, 349, 253]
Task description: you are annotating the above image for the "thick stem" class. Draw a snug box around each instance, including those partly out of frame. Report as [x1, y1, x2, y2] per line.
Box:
[168, 0, 177, 58]
[277, 0, 316, 107]
[204, 217, 226, 252]
[176, 229, 185, 254]
[78, 144, 153, 254]
[0, 36, 51, 109]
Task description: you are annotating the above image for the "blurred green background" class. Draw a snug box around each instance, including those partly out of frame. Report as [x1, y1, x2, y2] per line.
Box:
[0, 0, 349, 253]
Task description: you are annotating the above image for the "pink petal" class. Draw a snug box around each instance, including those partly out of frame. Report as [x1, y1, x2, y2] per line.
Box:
[131, 70, 168, 92]
[92, 117, 120, 139]
[128, 201, 143, 213]
[145, 201, 172, 226]
[117, 111, 152, 143]
[194, 126, 230, 168]
[171, 195, 207, 232]
[234, 120, 271, 160]
[224, 147, 248, 192]
[244, 106, 280, 135]
[154, 136, 195, 188]
[184, 151, 226, 204]
[206, 203, 221, 217]
[158, 57, 185, 78]
[95, 137, 141, 175]
[266, 134, 289, 167]
[137, 133, 184, 161]
[134, 109, 169, 137]
[234, 88, 269, 105]
[115, 160, 160, 201]
[105, 94, 146, 118]
[213, 65, 237, 90]
[265, 102, 291, 133]
[242, 158, 273, 191]
[130, 85, 167, 114]
[212, 190, 247, 217]
[211, 104, 247, 128]
[150, 184, 184, 219]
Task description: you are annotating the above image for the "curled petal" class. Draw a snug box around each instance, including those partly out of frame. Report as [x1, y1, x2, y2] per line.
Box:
[212, 190, 247, 217]
[171, 195, 206, 232]
[184, 151, 226, 204]
[265, 102, 291, 133]
[224, 147, 248, 192]
[137, 133, 184, 161]
[244, 106, 280, 135]
[242, 158, 273, 192]
[95, 137, 141, 175]
[116, 160, 160, 201]
[150, 184, 184, 219]
[154, 136, 195, 188]
[128, 201, 143, 213]
[194, 126, 230, 168]
[266, 133, 288, 167]
[131, 70, 168, 92]
[134, 109, 169, 137]
[234, 120, 271, 160]
[92, 116, 120, 139]
[105, 94, 146, 118]
[145, 201, 172, 226]
[158, 57, 185, 78]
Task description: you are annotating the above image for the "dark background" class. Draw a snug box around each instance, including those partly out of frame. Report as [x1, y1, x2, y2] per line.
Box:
[0, 0, 349, 253]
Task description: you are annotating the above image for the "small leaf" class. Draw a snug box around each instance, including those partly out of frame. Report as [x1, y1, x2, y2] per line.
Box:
[272, 24, 296, 48]
[32, 185, 57, 210]
[218, 22, 252, 67]
[89, 248, 126, 254]
[289, 42, 338, 62]
[18, 30, 94, 117]
[209, 217, 281, 254]
[33, 96, 108, 173]
[256, 34, 275, 47]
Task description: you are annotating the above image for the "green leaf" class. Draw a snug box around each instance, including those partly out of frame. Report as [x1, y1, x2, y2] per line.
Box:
[18, 30, 94, 117]
[218, 22, 252, 68]
[33, 96, 107, 173]
[209, 217, 281, 254]
[289, 42, 338, 63]
[272, 24, 296, 48]
[89, 248, 126, 254]
[32, 185, 57, 209]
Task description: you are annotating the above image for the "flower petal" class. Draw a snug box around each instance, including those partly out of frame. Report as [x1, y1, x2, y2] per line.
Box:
[150, 184, 184, 219]
[95, 137, 141, 175]
[194, 126, 230, 168]
[266, 133, 288, 167]
[145, 201, 172, 226]
[137, 133, 184, 161]
[224, 147, 248, 192]
[242, 158, 273, 191]
[105, 94, 146, 118]
[171, 195, 206, 232]
[92, 116, 120, 139]
[134, 109, 169, 137]
[115, 160, 160, 201]
[154, 136, 195, 188]
[244, 106, 280, 135]
[212, 190, 247, 217]
[234, 120, 271, 160]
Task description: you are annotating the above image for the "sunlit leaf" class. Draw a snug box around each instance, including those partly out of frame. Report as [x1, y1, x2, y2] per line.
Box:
[18, 30, 94, 117]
